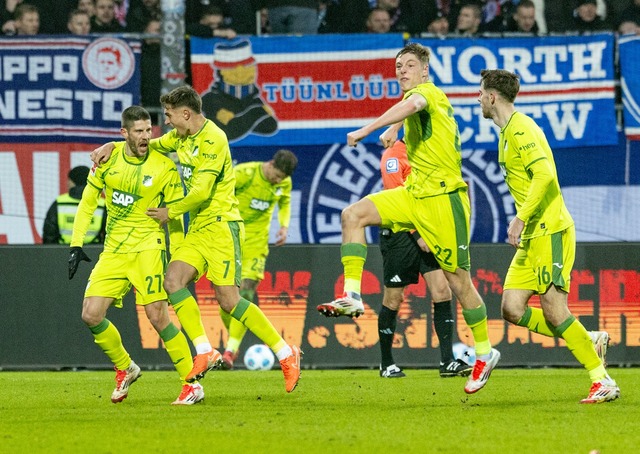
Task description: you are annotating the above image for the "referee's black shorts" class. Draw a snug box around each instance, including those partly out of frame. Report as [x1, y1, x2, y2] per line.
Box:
[379, 229, 441, 288]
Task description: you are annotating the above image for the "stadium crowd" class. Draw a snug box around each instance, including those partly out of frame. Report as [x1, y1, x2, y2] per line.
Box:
[1, 0, 639, 37]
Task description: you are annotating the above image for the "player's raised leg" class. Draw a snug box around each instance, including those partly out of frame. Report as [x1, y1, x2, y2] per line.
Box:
[317, 198, 382, 318]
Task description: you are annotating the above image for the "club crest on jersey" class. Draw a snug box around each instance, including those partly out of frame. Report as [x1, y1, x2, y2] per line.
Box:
[385, 157, 399, 173]
[112, 190, 141, 207]
[191, 146, 199, 157]
[143, 175, 153, 187]
[275, 187, 282, 196]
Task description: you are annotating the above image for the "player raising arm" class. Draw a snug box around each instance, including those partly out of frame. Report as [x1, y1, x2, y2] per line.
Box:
[317, 43, 499, 395]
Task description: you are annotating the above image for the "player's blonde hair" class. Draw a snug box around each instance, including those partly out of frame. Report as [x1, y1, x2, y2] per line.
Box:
[396, 43, 430, 65]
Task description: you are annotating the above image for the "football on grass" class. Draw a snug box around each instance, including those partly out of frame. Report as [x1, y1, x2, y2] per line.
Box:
[243, 344, 276, 371]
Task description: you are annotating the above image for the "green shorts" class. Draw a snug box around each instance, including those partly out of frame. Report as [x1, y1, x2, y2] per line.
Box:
[241, 230, 269, 282]
[85, 249, 168, 307]
[172, 220, 244, 286]
[367, 186, 471, 273]
[504, 225, 575, 294]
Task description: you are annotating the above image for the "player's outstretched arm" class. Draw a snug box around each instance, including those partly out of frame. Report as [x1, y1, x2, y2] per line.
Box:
[347, 95, 425, 146]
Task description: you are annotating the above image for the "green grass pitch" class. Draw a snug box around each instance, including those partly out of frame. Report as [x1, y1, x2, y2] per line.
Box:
[1, 368, 638, 453]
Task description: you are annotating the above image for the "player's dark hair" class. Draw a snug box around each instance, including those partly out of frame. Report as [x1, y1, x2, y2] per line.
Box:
[480, 69, 520, 103]
[121, 105, 151, 129]
[160, 85, 202, 114]
[272, 149, 298, 176]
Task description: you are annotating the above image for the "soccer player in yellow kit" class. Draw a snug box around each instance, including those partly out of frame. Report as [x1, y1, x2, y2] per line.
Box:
[143, 86, 301, 393]
[316, 43, 499, 394]
[69, 106, 200, 405]
[478, 69, 619, 403]
[219, 149, 298, 370]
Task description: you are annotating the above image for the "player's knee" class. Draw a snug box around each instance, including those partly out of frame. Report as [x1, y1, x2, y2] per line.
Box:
[431, 285, 452, 302]
[341, 205, 359, 229]
[383, 290, 403, 310]
[501, 297, 523, 324]
[81, 307, 101, 327]
[163, 274, 181, 294]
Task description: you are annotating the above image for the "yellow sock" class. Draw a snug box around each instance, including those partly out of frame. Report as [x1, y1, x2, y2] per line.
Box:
[231, 298, 285, 352]
[219, 306, 232, 330]
[341, 243, 367, 295]
[90, 318, 130, 370]
[169, 288, 210, 348]
[516, 306, 558, 337]
[462, 304, 492, 356]
[220, 304, 248, 353]
[159, 322, 193, 383]
[557, 316, 606, 381]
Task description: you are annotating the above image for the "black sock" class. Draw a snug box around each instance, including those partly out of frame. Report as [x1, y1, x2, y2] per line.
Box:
[378, 305, 397, 368]
[433, 300, 454, 364]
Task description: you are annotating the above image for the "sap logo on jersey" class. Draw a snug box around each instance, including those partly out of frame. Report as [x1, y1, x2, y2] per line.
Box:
[250, 199, 270, 211]
[112, 190, 139, 207]
[182, 166, 193, 180]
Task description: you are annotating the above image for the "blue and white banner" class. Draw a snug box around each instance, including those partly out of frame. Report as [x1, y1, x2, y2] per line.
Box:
[415, 33, 617, 149]
[619, 34, 640, 141]
[191, 33, 617, 149]
[0, 36, 141, 142]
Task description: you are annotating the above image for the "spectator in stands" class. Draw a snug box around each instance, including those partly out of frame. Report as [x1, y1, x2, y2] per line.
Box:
[454, 2, 481, 35]
[24, 0, 75, 33]
[187, 5, 237, 38]
[264, 0, 319, 35]
[67, 8, 91, 34]
[92, 0, 125, 33]
[426, 9, 449, 35]
[1, 0, 23, 35]
[318, 0, 369, 34]
[618, 19, 640, 34]
[366, 7, 392, 33]
[77, 0, 95, 17]
[126, 0, 160, 32]
[570, 0, 611, 32]
[259, 7, 270, 34]
[616, 0, 640, 34]
[14, 2, 39, 35]
[504, 0, 538, 33]
[376, 0, 405, 32]
[43, 166, 106, 245]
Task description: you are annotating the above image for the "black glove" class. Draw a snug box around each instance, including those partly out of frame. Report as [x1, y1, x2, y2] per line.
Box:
[68, 247, 91, 280]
